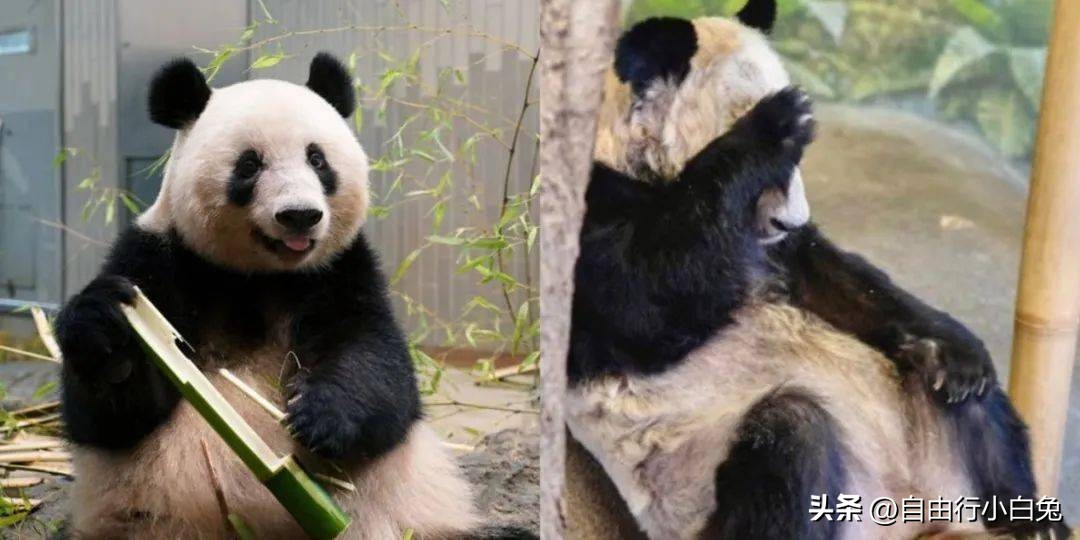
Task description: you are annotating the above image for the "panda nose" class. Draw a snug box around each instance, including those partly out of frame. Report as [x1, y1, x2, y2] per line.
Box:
[275, 208, 323, 232]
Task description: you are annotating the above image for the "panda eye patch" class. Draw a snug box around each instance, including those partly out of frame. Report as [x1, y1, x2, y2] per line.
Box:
[306, 143, 338, 195]
[234, 151, 263, 179]
[227, 150, 263, 206]
[307, 149, 327, 170]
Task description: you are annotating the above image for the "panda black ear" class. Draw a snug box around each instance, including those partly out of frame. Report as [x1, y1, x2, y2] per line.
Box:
[736, 0, 777, 33]
[306, 52, 355, 118]
[614, 17, 698, 94]
[148, 58, 211, 129]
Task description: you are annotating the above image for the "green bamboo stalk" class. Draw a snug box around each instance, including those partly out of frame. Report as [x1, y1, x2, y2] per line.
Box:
[120, 286, 351, 539]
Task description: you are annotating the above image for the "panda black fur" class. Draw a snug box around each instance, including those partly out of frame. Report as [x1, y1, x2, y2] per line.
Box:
[57, 53, 534, 539]
[566, 5, 1067, 539]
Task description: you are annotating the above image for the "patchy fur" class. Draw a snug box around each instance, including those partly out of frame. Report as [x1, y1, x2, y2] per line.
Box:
[568, 8, 1057, 538]
[567, 302, 982, 539]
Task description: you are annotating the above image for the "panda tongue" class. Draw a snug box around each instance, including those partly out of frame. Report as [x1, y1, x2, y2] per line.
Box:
[283, 237, 312, 252]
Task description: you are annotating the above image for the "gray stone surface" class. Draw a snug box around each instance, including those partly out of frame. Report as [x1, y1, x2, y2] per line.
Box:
[805, 104, 1079, 517]
[461, 429, 540, 534]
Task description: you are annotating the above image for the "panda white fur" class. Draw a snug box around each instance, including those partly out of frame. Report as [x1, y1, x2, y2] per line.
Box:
[56, 53, 533, 539]
[566, 5, 1067, 539]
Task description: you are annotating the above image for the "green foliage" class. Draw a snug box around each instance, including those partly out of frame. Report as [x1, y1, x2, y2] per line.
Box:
[625, 0, 744, 23]
[193, 3, 540, 391]
[626, 0, 1052, 160]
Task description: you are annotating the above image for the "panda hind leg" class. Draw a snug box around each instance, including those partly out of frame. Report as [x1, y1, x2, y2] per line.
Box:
[699, 390, 846, 540]
[950, 388, 1071, 537]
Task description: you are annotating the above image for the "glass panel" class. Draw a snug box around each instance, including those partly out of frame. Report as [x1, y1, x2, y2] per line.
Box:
[0, 28, 33, 56]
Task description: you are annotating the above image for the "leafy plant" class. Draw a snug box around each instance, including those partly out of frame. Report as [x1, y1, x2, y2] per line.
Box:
[195, 3, 540, 391]
[927, 0, 1050, 157]
[625, 0, 1052, 160]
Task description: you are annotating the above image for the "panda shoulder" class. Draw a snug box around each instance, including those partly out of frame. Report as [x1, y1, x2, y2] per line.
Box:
[100, 225, 180, 277]
[324, 230, 387, 284]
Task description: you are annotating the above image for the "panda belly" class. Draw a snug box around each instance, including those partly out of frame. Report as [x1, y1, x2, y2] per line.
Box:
[566, 302, 981, 540]
[70, 353, 478, 539]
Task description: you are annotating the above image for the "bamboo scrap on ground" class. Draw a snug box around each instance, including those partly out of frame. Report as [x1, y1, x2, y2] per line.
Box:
[8, 401, 60, 418]
[0, 477, 44, 489]
[0, 463, 74, 479]
[8, 414, 61, 430]
[0, 451, 70, 464]
[0, 440, 64, 453]
[1, 497, 42, 510]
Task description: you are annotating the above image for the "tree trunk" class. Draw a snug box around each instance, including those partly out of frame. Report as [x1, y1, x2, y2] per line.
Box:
[538, 0, 620, 537]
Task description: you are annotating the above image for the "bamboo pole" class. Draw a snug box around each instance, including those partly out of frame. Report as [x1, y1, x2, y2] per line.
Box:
[1006, 0, 1080, 497]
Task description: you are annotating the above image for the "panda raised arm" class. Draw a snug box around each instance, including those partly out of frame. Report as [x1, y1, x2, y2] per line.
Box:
[580, 6, 994, 405]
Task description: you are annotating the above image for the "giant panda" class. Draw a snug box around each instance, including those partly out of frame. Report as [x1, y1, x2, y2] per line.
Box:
[565, 4, 1069, 539]
[56, 53, 534, 540]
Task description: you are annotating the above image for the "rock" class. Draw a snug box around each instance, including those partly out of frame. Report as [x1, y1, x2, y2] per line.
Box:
[460, 428, 540, 533]
[0, 362, 61, 410]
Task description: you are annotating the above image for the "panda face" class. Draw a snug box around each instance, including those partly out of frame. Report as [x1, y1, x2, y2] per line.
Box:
[596, 2, 810, 243]
[138, 54, 369, 272]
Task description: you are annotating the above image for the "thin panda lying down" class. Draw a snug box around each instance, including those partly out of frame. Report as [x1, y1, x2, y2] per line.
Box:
[56, 53, 533, 539]
[566, 6, 1069, 540]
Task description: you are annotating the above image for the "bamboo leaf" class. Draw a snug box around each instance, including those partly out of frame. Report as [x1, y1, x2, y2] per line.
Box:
[391, 248, 423, 285]
[32, 381, 57, 401]
[250, 53, 287, 70]
[119, 193, 142, 215]
[1007, 47, 1047, 109]
[105, 197, 116, 224]
[975, 89, 1034, 158]
[949, 0, 1006, 39]
[929, 27, 997, 98]
[428, 235, 466, 246]
[804, 1, 848, 43]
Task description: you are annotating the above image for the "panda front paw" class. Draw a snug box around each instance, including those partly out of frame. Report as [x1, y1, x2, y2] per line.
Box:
[56, 275, 140, 383]
[895, 327, 996, 406]
[287, 380, 408, 460]
[741, 86, 815, 160]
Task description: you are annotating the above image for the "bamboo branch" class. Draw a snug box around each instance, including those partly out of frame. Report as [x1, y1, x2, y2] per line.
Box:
[1, 497, 42, 509]
[7, 401, 60, 418]
[0, 451, 71, 464]
[0, 345, 58, 363]
[0, 463, 74, 478]
[31, 306, 62, 361]
[0, 477, 44, 489]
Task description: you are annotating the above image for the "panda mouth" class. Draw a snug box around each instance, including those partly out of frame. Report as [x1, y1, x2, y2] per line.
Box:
[253, 228, 317, 259]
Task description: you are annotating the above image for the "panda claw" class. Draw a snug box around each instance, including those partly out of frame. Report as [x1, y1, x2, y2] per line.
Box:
[932, 369, 947, 391]
[740, 86, 815, 158]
